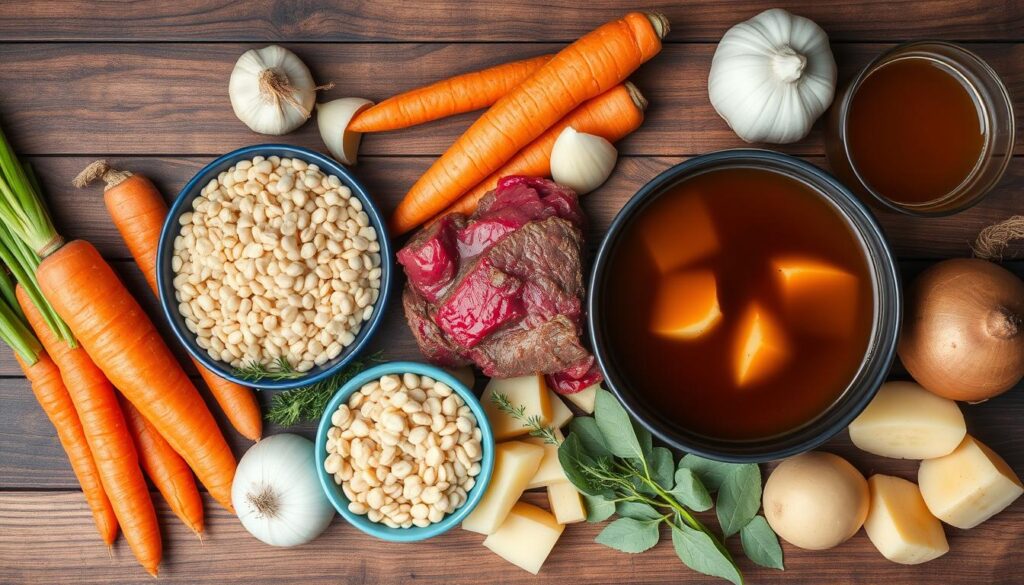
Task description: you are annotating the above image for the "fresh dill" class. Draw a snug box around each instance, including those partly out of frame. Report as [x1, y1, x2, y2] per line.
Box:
[490, 391, 559, 445]
[262, 351, 384, 426]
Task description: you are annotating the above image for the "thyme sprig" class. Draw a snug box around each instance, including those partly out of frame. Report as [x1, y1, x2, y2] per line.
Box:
[490, 391, 559, 445]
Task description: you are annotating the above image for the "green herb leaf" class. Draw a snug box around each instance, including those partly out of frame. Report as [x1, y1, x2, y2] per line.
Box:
[583, 493, 616, 523]
[716, 463, 762, 537]
[677, 454, 734, 492]
[264, 352, 383, 426]
[595, 517, 661, 553]
[740, 515, 784, 570]
[568, 416, 612, 459]
[651, 446, 675, 489]
[633, 419, 654, 461]
[616, 501, 662, 521]
[557, 433, 612, 498]
[671, 524, 743, 585]
[594, 389, 644, 461]
[670, 468, 713, 512]
[490, 391, 559, 445]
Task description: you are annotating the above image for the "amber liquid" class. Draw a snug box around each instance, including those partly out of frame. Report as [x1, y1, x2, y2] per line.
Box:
[846, 57, 986, 205]
[604, 168, 874, 440]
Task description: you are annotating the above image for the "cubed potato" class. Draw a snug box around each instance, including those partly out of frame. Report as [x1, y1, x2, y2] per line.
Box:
[849, 381, 966, 459]
[641, 196, 718, 274]
[733, 302, 788, 387]
[482, 375, 553, 441]
[650, 270, 722, 340]
[444, 366, 476, 390]
[462, 441, 545, 535]
[548, 390, 574, 429]
[563, 384, 598, 414]
[918, 435, 1023, 529]
[772, 256, 859, 337]
[864, 475, 949, 565]
[525, 429, 566, 489]
[548, 481, 587, 525]
[483, 502, 565, 574]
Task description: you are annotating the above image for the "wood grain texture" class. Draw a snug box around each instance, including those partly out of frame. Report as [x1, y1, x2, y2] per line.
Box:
[0, 0, 1021, 42]
[0, 43, 1021, 156]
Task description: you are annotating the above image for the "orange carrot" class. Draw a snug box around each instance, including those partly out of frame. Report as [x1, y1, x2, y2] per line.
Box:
[36, 240, 237, 511]
[349, 54, 554, 133]
[119, 394, 205, 535]
[74, 161, 263, 442]
[390, 12, 668, 235]
[438, 82, 646, 218]
[16, 351, 119, 546]
[18, 285, 161, 576]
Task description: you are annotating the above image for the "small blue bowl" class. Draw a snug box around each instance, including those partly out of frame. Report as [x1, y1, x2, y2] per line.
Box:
[315, 362, 495, 542]
[156, 144, 394, 390]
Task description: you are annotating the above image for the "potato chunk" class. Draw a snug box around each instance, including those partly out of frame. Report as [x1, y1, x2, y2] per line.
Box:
[547, 390, 574, 429]
[525, 429, 567, 489]
[773, 256, 859, 337]
[563, 384, 597, 414]
[482, 375, 553, 441]
[642, 196, 718, 273]
[650, 270, 722, 340]
[733, 302, 788, 387]
[547, 482, 587, 524]
[483, 502, 565, 574]
[849, 381, 966, 459]
[918, 435, 1023, 529]
[462, 441, 545, 535]
[864, 475, 949, 565]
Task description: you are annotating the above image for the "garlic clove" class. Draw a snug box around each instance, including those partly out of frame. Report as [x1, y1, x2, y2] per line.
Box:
[317, 98, 374, 166]
[549, 126, 618, 195]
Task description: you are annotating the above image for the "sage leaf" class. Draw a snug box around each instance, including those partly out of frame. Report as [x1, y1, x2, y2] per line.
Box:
[557, 433, 612, 498]
[583, 493, 616, 523]
[651, 446, 675, 489]
[595, 517, 661, 553]
[670, 468, 713, 512]
[740, 515, 784, 570]
[716, 463, 762, 537]
[594, 389, 644, 461]
[633, 419, 654, 461]
[671, 524, 743, 585]
[677, 454, 734, 492]
[569, 416, 612, 459]
[617, 501, 661, 521]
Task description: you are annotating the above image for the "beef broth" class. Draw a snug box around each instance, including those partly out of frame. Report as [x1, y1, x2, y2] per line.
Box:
[604, 167, 873, 440]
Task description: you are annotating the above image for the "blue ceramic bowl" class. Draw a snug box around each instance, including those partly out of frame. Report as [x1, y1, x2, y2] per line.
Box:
[155, 144, 394, 390]
[315, 362, 495, 542]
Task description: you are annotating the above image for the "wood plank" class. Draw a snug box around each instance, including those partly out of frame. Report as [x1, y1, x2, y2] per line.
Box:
[0, 43, 1021, 156]
[1, 1, 1021, 42]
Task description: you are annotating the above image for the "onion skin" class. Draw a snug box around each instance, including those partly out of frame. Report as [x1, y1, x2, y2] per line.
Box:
[898, 258, 1024, 402]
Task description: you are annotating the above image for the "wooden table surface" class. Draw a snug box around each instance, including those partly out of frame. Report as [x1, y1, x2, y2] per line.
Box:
[1, 1, 1023, 583]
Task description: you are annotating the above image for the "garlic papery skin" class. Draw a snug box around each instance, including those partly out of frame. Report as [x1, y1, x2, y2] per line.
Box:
[549, 126, 618, 195]
[232, 434, 335, 547]
[317, 98, 374, 166]
[229, 45, 317, 135]
[708, 8, 837, 144]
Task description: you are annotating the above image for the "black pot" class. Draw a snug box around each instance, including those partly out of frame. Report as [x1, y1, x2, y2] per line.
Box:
[587, 149, 902, 463]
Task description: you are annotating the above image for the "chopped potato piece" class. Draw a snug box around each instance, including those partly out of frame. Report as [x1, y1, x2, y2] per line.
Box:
[642, 196, 719, 273]
[525, 429, 566, 489]
[482, 375, 553, 441]
[483, 502, 565, 574]
[773, 256, 859, 337]
[733, 302, 788, 387]
[462, 441, 545, 535]
[563, 384, 598, 413]
[849, 381, 966, 459]
[547, 390, 574, 429]
[444, 366, 476, 390]
[650, 270, 722, 340]
[918, 435, 1023, 529]
[548, 482, 587, 525]
[864, 475, 949, 565]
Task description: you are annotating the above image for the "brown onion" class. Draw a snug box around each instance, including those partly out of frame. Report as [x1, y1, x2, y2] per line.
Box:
[898, 258, 1024, 402]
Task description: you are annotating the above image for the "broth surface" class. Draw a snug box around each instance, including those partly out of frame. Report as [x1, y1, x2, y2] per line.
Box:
[604, 167, 874, 440]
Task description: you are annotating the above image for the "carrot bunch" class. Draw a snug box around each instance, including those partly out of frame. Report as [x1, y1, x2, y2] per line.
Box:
[346, 12, 668, 235]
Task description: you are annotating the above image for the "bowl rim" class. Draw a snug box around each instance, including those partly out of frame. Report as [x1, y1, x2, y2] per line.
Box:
[314, 361, 495, 542]
[587, 149, 902, 463]
[155, 143, 393, 390]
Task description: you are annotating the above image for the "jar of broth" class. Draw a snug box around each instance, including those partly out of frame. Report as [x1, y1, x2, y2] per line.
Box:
[827, 42, 1014, 216]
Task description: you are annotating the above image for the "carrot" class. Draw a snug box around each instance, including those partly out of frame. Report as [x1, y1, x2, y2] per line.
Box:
[17, 285, 161, 576]
[16, 351, 119, 546]
[349, 54, 554, 133]
[438, 82, 646, 218]
[390, 12, 668, 235]
[74, 161, 263, 442]
[119, 394, 205, 536]
[36, 240, 237, 511]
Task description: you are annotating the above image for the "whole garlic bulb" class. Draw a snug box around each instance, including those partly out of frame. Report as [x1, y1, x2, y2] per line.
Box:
[549, 126, 618, 195]
[708, 9, 837, 144]
[229, 45, 317, 135]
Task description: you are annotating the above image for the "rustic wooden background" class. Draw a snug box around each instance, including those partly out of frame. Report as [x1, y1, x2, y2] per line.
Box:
[1, 1, 1022, 583]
